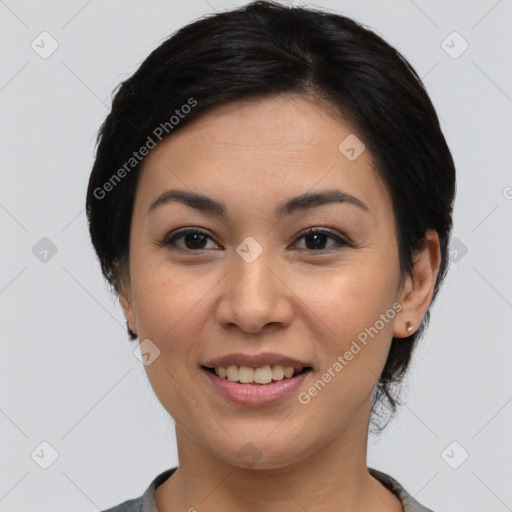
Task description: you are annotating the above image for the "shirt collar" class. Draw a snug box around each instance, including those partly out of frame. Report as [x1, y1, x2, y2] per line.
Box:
[141, 466, 433, 512]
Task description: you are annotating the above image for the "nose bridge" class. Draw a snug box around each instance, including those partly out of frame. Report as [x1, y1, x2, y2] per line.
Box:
[217, 242, 292, 332]
[234, 242, 277, 307]
[234, 246, 273, 300]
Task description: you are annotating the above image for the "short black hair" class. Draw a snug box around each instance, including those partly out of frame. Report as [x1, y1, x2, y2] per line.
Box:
[86, 0, 456, 432]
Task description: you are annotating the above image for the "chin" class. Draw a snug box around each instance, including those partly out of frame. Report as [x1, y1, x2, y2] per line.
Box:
[205, 430, 318, 471]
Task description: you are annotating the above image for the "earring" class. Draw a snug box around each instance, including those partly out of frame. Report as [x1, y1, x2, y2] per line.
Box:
[405, 321, 414, 333]
[126, 320, 137, 338]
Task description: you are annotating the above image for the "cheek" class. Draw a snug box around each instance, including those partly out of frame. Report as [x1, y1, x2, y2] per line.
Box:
[293, 258, 399, 400]
[129, 263, 214, 414]
[294, 255, 398, 337]
[129, 259, 218, 352]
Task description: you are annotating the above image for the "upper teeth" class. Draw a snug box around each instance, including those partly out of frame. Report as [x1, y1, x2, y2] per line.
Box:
[214, 365, 299, 384]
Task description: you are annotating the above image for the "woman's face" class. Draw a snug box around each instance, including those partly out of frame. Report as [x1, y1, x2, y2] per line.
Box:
[119, 94, 430, 469]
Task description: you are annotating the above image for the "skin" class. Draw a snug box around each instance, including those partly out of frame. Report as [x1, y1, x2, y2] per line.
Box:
[117, 93, 441, 512]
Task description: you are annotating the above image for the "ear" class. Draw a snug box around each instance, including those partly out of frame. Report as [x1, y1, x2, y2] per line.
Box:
[393, 229, 442, 338]
[115, 262, 137, 335]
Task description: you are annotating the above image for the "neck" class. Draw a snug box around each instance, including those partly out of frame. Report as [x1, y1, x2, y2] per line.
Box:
[155, 401, 402, 512]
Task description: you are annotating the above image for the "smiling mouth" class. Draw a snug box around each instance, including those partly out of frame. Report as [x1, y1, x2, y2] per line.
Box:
[202, 365, 312, 385]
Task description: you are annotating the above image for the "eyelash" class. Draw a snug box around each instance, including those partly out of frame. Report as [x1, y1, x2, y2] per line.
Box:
[159, 227, 353, 252]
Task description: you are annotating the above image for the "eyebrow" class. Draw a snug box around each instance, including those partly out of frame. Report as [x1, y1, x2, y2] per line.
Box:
[147, 188, 370, 218]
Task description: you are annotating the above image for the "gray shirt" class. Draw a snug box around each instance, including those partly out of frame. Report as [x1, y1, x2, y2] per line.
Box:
[101, 467, 434, 511]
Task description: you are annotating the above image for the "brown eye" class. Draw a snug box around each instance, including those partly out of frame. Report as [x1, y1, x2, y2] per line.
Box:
[160, 227, 351, 253]
[293, 228, 350, 251]
[162, 228, 219, 251]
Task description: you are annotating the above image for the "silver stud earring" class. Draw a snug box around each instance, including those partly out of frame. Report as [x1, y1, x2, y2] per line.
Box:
[405, 321, 414, 333]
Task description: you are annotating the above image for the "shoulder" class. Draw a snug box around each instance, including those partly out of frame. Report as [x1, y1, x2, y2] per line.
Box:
[99, 467, 177, 512]
[369, 467, 436, 512]
[101, 496, 143, 512]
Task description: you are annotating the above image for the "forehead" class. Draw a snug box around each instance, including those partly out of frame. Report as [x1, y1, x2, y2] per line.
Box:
[135, 94, 390, 216]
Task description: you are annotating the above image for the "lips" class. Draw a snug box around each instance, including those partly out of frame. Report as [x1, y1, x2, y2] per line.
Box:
[200, 352, 314, 405]
[201, 363, 313, 406]
[202, 352, 312, 371]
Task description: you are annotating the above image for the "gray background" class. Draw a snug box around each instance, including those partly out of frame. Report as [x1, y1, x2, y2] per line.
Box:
[1, 0, 511, 510]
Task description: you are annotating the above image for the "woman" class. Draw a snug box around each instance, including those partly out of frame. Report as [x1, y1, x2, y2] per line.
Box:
[86, 1, 455, 510]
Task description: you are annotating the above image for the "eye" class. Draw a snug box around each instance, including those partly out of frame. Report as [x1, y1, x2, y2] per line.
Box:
[160, 228, 220, 251]
[292, 227, 351, 251]
[159, 226, 352, 253]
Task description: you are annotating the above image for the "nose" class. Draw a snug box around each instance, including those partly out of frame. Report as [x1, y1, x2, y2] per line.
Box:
[215, 250, 293, 334]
